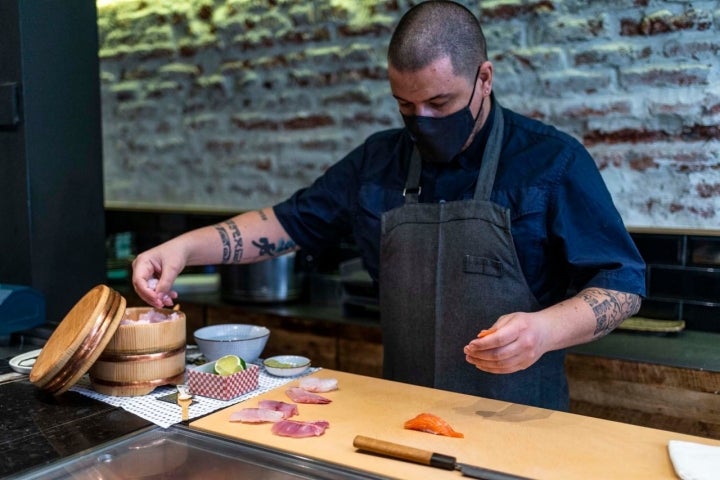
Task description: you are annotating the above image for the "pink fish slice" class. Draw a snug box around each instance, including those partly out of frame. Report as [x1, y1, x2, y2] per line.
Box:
[258, 399, 299, 419]
[286, 387, 332, 404]
[299, 377, 338, 393]
[229, 408, 284, 423]
[271, 419, 329, 437]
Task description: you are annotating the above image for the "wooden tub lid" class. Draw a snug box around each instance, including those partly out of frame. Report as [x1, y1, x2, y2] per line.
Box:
[29, 284, 126, 394]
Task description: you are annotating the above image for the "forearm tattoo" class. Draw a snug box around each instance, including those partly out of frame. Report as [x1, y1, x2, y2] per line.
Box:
[257, 209, 268, 221]
[581, 288, 642, 336]
[214, 224, 231, 263]
[251, 237, 296, 257]
[214, 220, 243, 264]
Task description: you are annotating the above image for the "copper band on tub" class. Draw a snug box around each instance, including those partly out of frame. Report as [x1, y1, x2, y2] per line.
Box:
[98, 344, 186, 363]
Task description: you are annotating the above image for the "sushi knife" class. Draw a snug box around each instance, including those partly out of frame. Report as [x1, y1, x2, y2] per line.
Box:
[353, 435, 534, 480]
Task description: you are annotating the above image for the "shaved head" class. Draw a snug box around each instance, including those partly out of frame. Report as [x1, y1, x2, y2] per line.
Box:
[387, 1, 488, 82]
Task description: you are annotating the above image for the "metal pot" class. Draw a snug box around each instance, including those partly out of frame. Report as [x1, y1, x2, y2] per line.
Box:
[219, 252, 302, 303]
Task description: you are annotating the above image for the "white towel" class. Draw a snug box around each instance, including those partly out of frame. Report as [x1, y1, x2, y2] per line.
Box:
[668, 440, 720, 480]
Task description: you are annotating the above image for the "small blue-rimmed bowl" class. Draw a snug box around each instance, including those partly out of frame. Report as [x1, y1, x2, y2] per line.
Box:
[263, 355, 311, 377]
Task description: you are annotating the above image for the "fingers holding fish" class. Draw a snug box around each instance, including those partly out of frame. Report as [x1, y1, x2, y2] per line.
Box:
[131, 247, 183, 308]
[465, 349, 531, 374]
[476, 327, 498, 338]
[464, 333, 532, 374]
[464, 311, 547, 374]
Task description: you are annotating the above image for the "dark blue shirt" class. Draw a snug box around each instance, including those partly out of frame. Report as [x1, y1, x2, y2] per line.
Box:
[274, 102, 646, 308]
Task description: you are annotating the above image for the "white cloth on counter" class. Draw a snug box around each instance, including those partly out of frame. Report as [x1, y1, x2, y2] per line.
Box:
[71, 367, 318, 428]
[668, 440, 720, 480]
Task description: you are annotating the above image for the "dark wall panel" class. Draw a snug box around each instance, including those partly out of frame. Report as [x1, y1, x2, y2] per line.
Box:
[0, 0, 105, 324]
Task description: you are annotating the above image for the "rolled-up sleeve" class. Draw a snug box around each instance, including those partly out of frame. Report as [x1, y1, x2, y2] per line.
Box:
[273, 147, 360, 256]
[552, 147, 646, 296]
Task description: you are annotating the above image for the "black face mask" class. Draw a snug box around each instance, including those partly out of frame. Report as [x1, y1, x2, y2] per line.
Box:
[402, 68, 483, 164]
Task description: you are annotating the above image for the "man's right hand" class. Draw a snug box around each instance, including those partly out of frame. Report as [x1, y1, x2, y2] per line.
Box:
[131, 244, 184, 308]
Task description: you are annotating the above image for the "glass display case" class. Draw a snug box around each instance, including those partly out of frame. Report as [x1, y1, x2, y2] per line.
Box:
[10, 426, 383, 480]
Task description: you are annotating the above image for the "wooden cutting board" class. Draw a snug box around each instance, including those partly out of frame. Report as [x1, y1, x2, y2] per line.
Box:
[190, 369, 719, 479]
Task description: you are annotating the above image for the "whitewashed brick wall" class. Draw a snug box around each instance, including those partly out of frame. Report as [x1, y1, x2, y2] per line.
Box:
[98, 0, 720, 229]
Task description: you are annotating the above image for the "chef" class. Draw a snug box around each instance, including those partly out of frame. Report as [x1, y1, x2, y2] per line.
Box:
[132, 0, 646, 410]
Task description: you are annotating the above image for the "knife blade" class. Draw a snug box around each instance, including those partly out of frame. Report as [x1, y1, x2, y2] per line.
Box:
[353, 435, 534, 480]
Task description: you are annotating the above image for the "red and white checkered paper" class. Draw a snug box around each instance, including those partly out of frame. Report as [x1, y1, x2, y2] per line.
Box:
[187, 363, 259, 401]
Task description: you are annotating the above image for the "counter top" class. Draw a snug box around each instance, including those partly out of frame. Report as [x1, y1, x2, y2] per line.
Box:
[2, 351, 718, 479]
[192, 369, 720, 479]
[0, 354, 151, 477]
[570, 329, 720, 372]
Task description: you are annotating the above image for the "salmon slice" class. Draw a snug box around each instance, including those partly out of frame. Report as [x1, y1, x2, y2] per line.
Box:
[403, 412, 464, 438]
[477, 327, 497, 338]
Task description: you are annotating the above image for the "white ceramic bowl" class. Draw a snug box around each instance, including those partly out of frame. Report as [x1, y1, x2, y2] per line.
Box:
[193, 324, 270, 363]
[263, 355, 311, 377]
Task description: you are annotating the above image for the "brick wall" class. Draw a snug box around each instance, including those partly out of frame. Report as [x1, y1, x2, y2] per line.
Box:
[98, 0, 720, 228]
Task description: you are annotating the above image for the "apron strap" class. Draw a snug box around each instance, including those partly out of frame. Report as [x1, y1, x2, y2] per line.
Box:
[403, 147, 423, 204]
[473, 95, 504, 201]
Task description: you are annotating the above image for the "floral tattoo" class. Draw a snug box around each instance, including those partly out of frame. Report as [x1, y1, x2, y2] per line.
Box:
[581, 288, 641, 336]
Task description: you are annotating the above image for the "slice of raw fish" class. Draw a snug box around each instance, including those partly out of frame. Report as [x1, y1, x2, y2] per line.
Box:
[286, 387, 332, 404]
[258, 399, 299, 419]
[271, 419, 330, 438]
[403, 412, 464, 438]
[120, 311, 179, 326]
[229, 408, 284, 423]
[298, 377, 338, 393]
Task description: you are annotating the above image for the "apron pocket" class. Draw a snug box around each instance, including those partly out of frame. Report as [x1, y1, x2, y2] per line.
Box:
[463, 255, 502, 277]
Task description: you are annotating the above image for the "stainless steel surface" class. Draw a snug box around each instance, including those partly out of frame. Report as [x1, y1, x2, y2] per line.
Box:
[457, 463, 534, 480]
[220, 252, 302, 303]
[9, 426, 386, 480]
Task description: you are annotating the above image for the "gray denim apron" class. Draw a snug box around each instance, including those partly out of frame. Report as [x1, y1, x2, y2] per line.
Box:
[379, 103, 568, 410]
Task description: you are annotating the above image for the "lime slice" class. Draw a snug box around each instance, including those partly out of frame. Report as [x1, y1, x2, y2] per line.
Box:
[214, 355, 246, 376]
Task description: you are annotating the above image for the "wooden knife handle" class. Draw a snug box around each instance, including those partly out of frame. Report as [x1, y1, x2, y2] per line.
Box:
[353, 435, 456, 470]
